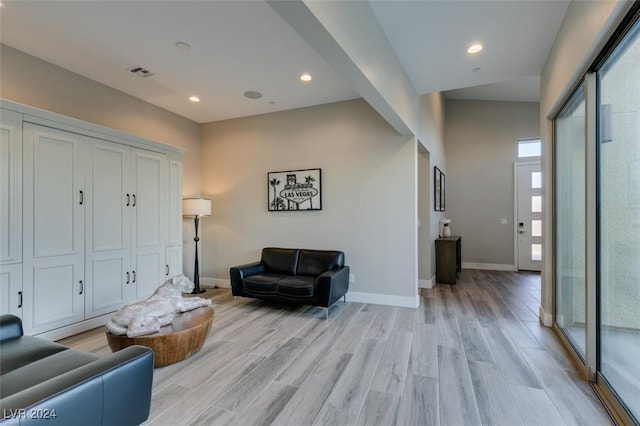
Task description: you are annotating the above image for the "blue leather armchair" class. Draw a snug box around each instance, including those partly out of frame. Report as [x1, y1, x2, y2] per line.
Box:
[0, 314, 154, 426]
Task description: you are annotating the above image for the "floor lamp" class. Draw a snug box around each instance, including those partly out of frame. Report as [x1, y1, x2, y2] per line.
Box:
[183, 198, 211, 294]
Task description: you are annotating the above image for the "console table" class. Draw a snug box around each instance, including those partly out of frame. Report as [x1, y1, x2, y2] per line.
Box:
[435, 236, 461, 284]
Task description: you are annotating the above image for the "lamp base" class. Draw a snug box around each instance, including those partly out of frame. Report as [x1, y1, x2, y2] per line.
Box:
[191, 288, 206, 295]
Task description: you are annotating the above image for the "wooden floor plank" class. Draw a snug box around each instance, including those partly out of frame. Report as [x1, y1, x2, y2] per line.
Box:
[396, 374, 439, 426]
[59, 271, 614, 426]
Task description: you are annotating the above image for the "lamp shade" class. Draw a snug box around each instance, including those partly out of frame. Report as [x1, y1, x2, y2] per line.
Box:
[183, 198, 211, 217]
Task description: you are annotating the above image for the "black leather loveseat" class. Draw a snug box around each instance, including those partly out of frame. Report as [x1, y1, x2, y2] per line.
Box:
[230, 247, 350, 318]
[0, 314, 154, 426]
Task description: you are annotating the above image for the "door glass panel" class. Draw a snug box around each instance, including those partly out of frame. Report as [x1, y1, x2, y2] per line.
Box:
[518, 139, 541, 158]
[531, 171, 542, 189]
[531, 220, 542, 237]
[598, 20, 640, 421]
[531, 244, 542, 261]
[531, 195, 542, 213]
[555, 84, 586, 358]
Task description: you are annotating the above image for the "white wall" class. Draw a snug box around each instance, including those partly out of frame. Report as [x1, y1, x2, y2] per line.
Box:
[200, 99, 419, 306]
[445, 100, 539, 268]
[539, 0, 630, 323]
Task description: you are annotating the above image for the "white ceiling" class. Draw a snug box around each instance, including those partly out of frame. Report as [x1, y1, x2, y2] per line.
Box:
[0, 1, 570, 124]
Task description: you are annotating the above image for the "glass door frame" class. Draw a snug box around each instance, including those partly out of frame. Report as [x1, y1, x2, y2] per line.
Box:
[551, 75, 596, 382]
[551, 4, 640, 424]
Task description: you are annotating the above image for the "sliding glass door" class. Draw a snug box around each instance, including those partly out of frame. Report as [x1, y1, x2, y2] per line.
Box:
[598, 19, 640, 421]
[554, 85, 587, 359]
[554, 8, 640, 423]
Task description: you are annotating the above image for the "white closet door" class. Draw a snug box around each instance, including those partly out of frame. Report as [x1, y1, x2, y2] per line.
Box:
[23, 124, 85, 333]
[168, 157, 182, 246]
[85, 141, 132, 318]
[0, 109, 22, 265]
[165, 245, 183, 279]
[0, 109, 22, 317]
[131, 148, 167, 299]
[0, 265, 22, 316]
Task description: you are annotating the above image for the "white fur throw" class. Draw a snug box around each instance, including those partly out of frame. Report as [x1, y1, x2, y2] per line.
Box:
[106, 275, 212, 337]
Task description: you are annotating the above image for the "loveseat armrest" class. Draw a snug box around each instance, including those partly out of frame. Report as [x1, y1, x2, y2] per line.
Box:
[0, 314, 23, 342]
[0, 346, 153, 426]
[230, 261, 266, 296]
[315, 266, 350, 308]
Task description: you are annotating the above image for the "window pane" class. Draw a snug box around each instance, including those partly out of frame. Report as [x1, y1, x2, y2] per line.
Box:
[518, 139, 541, 157]
[531, 195, 542, 213]
[531, 220, 542, 237]
[554, 84, 586, 358]
[598, 19, 640, 421]
[531, 171, 542, 189]
[531, 244, 542, 261]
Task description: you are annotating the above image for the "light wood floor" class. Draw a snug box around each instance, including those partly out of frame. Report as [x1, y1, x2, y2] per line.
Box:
[59, 270, 614, 425]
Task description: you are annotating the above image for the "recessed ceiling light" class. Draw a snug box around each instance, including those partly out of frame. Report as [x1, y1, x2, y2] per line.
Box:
[467, 44, 483, 54]
[300, 73, 312, 82]
[244, 91, 263, 99]
[189, 96, 200, 102]
[175, 41, 191, 51]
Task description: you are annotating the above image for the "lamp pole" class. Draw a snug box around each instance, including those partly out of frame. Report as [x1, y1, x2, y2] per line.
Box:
[192, 215, 205, 294]
[183, 198, 211, 294]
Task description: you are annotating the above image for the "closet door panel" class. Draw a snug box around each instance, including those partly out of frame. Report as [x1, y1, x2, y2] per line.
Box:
[132, 149, 167, 248]
[85, 141, 131, 317]
[168, 159, 182, 246]
[30, 128, 83, 258]
[134, 248, 164, 300]
[0, 110, 22, 265]
[23, 124, 86, 334]
[0, 265, 22, 316]
[31, 261, 84, 330]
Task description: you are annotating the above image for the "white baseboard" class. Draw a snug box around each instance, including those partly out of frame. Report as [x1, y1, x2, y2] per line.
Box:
[539, 305, 553, 327]
[201, 277, 230, 288]
[462, 262, 516, 271]
[346, 291, 419, 308]
[32, 313, 112, 341]
[419, 278, 435, 289]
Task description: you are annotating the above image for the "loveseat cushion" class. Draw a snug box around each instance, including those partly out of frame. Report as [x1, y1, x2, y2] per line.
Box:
[297, 250, 344, 276]
[262, 248, 300, 275]
[278, 276, 316, 298]
[243, 274, 284, 294]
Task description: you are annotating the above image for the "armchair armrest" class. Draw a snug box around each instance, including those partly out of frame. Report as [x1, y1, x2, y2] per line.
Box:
[315, 266, 350, 308]
[0, 346, 153, 426]
[229, 261, 266, 296]
[0, 315, 23, 342]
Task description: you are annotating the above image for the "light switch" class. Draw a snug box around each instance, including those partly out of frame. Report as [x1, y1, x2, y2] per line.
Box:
[500, 218, 508, 225]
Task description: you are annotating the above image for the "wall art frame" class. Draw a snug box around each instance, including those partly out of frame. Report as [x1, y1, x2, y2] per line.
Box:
[434, 166, 442, 211]
[267, 168, 322, 211]
[440, 172, 446, 211]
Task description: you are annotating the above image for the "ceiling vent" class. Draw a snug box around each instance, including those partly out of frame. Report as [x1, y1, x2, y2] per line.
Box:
[128, 66, 154, 78]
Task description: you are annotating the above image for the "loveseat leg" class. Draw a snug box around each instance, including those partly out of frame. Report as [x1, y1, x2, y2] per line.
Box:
[343, 295, 346, 303]
[325, 308, 329, 320]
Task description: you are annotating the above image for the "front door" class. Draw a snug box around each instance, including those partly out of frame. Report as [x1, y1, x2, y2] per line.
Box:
[516, 163, 542, 271]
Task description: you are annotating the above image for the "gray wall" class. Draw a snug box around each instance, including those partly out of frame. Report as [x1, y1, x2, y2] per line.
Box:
[200, 99, 419, 305]
[445, 100, 540, 267]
